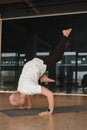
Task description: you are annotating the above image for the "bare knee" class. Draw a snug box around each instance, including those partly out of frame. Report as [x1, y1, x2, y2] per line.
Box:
[41, 86, 53, 97]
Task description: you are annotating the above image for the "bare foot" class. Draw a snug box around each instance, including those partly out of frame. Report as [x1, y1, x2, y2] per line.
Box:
[62, 28, 72, 37]
[40, 75, 55, 83]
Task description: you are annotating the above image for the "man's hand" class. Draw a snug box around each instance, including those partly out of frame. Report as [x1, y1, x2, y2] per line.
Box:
[38, 111, 52, 116]
[18, 95, 33, 110]
[19, 104, 31, 109]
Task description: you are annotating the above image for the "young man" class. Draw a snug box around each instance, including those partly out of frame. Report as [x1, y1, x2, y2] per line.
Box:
[9, 28, 72, 116]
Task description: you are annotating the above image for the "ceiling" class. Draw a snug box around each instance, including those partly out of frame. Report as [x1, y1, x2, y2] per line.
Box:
[0, 0, 87, 53]
[0, 0, 87, 19]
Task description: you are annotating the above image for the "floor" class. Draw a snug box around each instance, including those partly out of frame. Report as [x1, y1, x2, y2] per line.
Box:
[0, 91, 87, 130]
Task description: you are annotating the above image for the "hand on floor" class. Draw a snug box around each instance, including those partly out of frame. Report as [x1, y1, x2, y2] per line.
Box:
[19, 104, 32, 110]
[38, 111, 52, 117]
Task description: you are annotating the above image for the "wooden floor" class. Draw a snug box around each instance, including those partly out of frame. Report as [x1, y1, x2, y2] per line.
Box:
[0, 92, 87, 130]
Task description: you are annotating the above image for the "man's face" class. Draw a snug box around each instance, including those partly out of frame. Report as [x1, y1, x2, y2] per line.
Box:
[9, 93, 26, 106]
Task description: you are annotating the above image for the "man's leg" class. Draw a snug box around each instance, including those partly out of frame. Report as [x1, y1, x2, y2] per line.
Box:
[43, 28, 72, 67]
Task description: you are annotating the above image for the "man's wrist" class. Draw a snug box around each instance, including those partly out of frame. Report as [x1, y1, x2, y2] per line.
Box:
[48, 108, 54, 113]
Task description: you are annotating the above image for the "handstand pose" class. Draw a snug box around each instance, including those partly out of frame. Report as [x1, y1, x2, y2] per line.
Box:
[9, 28, 72, 116]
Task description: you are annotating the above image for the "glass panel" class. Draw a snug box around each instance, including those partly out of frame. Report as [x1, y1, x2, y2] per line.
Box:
[77, 52, 87, 94]
[56, 52, 76, 93]
[1, 51, 87, 94]
[1, 52, 26, 91]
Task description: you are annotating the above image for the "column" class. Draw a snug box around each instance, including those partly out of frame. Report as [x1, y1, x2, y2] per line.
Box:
[0, 18, 2, 85]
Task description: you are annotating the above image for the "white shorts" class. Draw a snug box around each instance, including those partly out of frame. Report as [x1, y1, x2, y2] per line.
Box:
[17, 78, 41, 95]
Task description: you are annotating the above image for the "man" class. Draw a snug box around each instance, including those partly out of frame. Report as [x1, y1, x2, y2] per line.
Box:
[9, 28, 72, 116]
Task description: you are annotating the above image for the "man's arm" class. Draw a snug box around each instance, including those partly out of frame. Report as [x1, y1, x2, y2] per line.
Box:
[39, 86, 54, 116]
[27, 95, 33, 109]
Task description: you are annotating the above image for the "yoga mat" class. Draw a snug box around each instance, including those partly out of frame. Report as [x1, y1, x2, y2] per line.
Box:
[0, 105, 87, 117]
